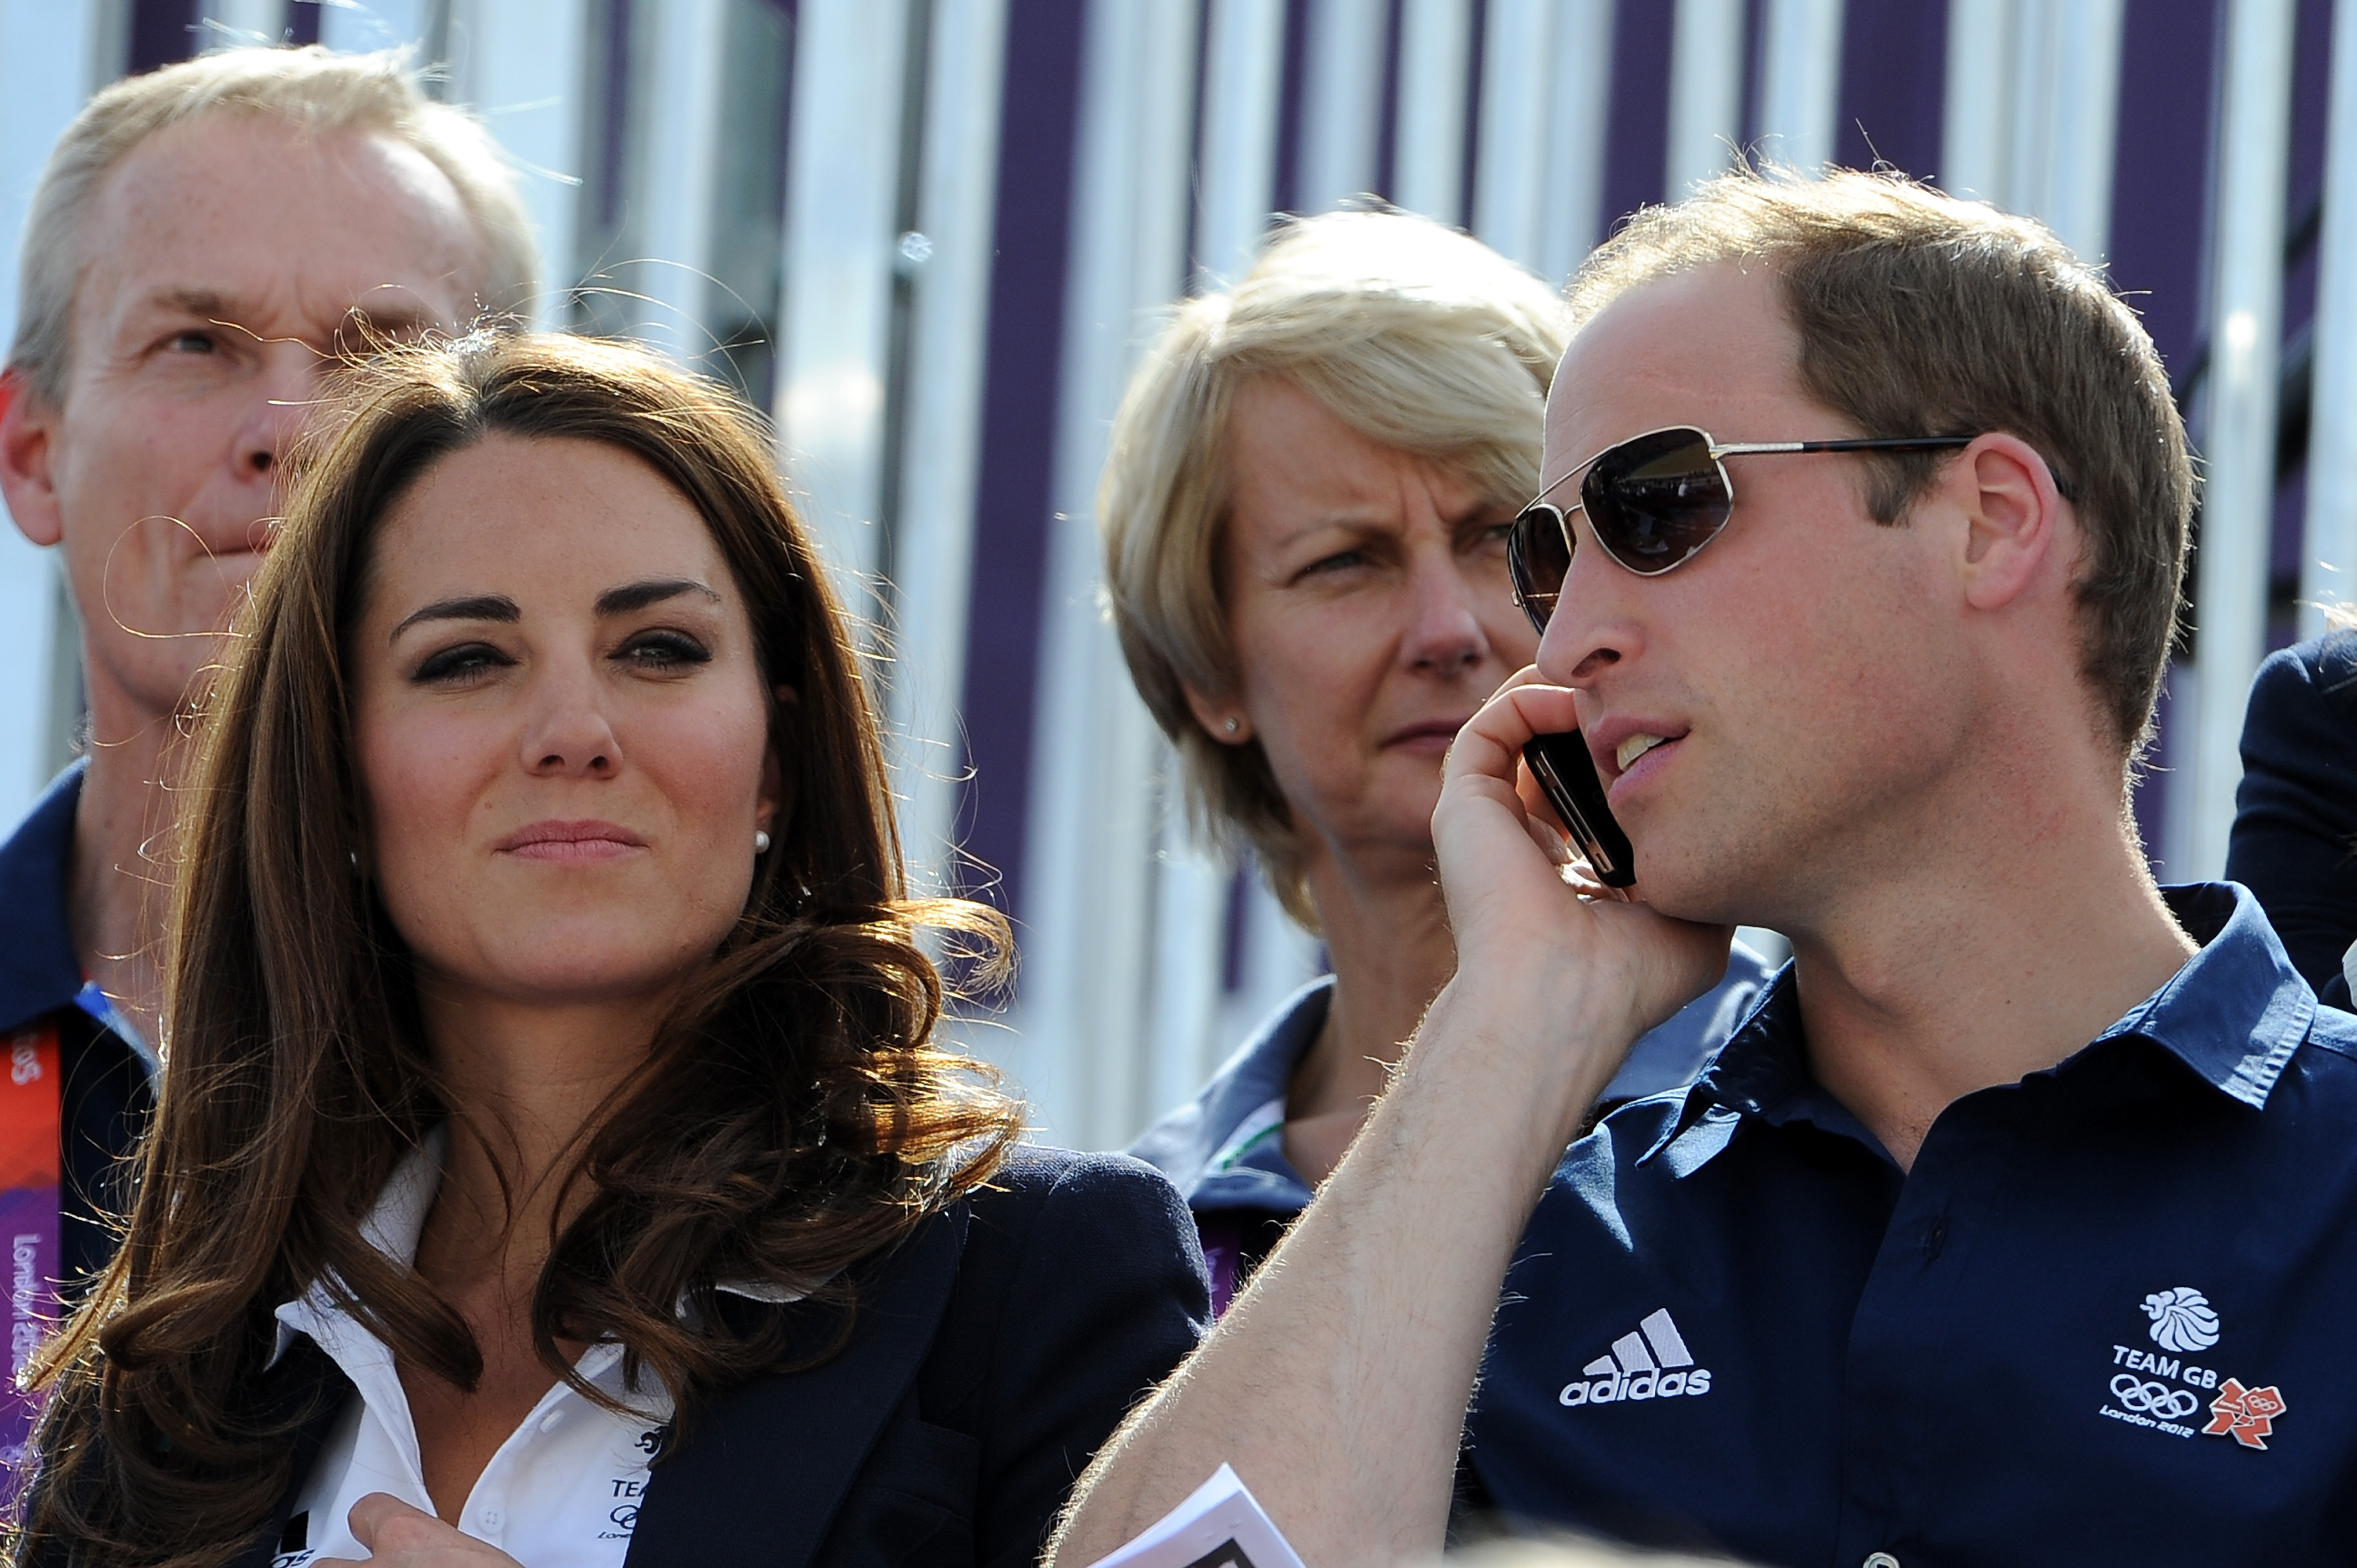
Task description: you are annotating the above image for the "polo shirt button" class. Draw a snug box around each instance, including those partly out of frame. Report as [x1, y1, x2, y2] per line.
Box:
[478, 1509, 503, 1533]
[1864, 1554, 1901, 1568]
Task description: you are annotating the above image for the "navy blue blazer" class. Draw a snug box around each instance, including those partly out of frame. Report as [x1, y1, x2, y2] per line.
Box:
[22, 1148, 1205, 1568]
[2226, 631, 2357, 1008]
[0, 762, 154, 1285]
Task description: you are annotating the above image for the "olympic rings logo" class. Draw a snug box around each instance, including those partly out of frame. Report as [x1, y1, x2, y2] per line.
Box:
[2111, 1374, 2200, 1420]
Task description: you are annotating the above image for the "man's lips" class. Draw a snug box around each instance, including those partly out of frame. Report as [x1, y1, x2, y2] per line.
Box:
[493, 819, 649, 862]
[1583, 719, 1689, 797]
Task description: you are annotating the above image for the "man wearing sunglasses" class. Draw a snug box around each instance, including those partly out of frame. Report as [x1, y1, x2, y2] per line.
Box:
[1053, 171, 2357, 1568]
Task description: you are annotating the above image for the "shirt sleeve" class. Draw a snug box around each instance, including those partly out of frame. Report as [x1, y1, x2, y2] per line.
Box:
[2226, 635, 2357, 996]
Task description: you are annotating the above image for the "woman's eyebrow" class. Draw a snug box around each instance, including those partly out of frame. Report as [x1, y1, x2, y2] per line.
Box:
[390, 594, 519, 641]
[595, 577, 722, 616]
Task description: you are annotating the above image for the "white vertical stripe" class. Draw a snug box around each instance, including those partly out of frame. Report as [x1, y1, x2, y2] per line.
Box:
[1021, 0, 1202, 1147]
[1392, 0, 1471, 221]
[0, 1, 100, 824]
[1536, 0, 1615, 282]
[891, 0, 1010, 895]
[2028, 0, 2124, 260]
[1147, 834, 1234, 1127]
[199, 1, 286, 46]
[2190, 0, 2299, 880]
[1296, 0, 1387, 212]
[321, 0, 427, 52]
[2301, 0, 2357, 632]
[633, 0, 730, 362]
[449, 0, 590, 328]
[1196, 0, 1286, 285]
[1754, 0, 1844, 174]
[775, 0, 909, 605]
[1471, 0, 1552, 269]
[1666, 0, 1746, 197]
[1941, 0, 2013, 204]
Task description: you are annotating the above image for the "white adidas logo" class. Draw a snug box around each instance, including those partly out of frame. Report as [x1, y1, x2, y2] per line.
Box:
[1557, 1308, 1713, 1407]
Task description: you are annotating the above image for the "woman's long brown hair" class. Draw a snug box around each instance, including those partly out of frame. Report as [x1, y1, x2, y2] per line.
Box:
[13, 334, 1023, 1567]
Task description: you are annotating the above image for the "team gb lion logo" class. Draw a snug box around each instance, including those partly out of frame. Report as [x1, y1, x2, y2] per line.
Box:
[2144, 1286, 2222, 1353]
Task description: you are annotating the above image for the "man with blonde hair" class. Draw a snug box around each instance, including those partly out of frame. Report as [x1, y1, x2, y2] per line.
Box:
[1053, 169, 2357, 1566]
[0, 44, 534, 1446]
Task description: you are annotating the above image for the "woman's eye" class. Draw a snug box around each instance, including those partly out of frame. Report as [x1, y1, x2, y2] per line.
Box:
[166, 331, 217, 356]
[412, 643, 512, 684]
[1299, 549, 1367, 579]
[620, 631, 712, 670]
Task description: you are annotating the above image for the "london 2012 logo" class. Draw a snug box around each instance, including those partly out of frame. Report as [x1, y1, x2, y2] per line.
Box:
[2102, 1286, 2289, 1451]
[2144, 1286, 2221, 1353]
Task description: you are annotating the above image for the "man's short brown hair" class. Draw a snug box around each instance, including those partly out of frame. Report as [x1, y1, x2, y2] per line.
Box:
[1571, 169, 2192, 756]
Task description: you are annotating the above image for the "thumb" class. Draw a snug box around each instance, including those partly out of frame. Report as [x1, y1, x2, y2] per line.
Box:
[348, 1492, 456, 1552]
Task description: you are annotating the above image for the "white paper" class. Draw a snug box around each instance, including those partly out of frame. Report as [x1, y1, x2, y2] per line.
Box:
[1080, 1463, 1310, 1568]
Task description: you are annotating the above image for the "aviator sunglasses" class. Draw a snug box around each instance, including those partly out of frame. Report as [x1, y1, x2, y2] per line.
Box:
[1506, 425, 1975, 631]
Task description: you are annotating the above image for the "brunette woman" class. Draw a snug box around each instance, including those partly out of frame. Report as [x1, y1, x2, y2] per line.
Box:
[13, 333, 1204, 1568]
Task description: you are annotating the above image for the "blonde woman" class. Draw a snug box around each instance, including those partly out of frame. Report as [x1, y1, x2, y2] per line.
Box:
[1111, 212, 1772, 1312]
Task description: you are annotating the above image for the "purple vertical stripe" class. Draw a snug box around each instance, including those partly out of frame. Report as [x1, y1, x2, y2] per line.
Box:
[1834, 0, 1947, 176]
[2109, 1, 2224, 869]
[956, 0, 1089, 915]
[128, 0, 196, 74]
[1271, 0, 1315, 216]
[1738, 0, 1767, 159]
[1459, 0, 1488, 229]
[289, 0, 323, 46]
[1601, 0, 1674, 229]
[2108, 0, 2221, 382]
[1373, 0, 1407, 199]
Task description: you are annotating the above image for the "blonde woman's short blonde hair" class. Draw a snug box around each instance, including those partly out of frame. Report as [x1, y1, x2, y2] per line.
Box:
[7, 45, 538, 406]
[1101, 209, 1572, 928]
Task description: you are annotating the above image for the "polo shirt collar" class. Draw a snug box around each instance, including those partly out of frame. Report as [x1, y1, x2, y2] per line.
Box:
[1126, 977, 1331, 1216]
[0, 763, 89, 1038]
[1645, 881, 2314, 1176]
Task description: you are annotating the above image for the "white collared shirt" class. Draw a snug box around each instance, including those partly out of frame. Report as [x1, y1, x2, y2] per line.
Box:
[269, 1134, 792, 1568]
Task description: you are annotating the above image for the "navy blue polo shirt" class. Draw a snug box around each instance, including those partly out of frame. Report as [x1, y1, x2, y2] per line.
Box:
[0, 763, 155, 1286]
[1467, 883, 2357, 1567]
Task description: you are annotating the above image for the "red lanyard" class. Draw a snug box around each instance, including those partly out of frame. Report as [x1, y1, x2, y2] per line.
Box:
[0, 1021, 61, 1471]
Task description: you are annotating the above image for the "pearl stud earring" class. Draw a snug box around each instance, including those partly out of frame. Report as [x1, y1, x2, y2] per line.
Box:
[754, 829, 773, 854]
[1223, 717, 1241, 734]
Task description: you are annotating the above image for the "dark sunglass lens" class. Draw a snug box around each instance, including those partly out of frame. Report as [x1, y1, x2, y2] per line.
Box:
[1509, 504, 1571, 629]
[1584, 429, 1731, 575]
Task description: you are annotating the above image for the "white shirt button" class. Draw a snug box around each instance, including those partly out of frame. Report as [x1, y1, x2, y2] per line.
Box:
[478, 1509, 503, 1533]
[1865, 1554, 1901, 1568]
[538, 1410, 564, 1433]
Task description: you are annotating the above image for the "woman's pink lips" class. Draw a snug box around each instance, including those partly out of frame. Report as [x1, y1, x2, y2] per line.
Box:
[1383, 719, 1471, 751]
[495, 819, 648, 862]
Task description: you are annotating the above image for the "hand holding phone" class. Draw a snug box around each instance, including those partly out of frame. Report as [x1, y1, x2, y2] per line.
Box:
[1522, 731, 1636, 890]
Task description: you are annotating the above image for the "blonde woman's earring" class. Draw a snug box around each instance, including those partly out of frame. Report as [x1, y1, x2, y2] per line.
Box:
[754, 829, 773, 855]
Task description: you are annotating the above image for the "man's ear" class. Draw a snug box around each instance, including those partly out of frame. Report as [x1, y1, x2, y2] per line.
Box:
[0, 368, 64, 549]
[1179, 679, 1252, 746]
[1954, 432, 2068, 613]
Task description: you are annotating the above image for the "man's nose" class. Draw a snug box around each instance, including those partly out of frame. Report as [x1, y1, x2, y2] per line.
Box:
[1537, 530, 1643, 684]
[233, 343, 324, 483]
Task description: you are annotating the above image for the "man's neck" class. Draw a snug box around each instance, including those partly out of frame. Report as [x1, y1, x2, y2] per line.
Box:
[67, 683, 178, 1050]
[1788, 791, 2195, 1172]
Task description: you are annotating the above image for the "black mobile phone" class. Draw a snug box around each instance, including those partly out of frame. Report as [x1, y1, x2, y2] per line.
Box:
[1523, 731, 1637, 889]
